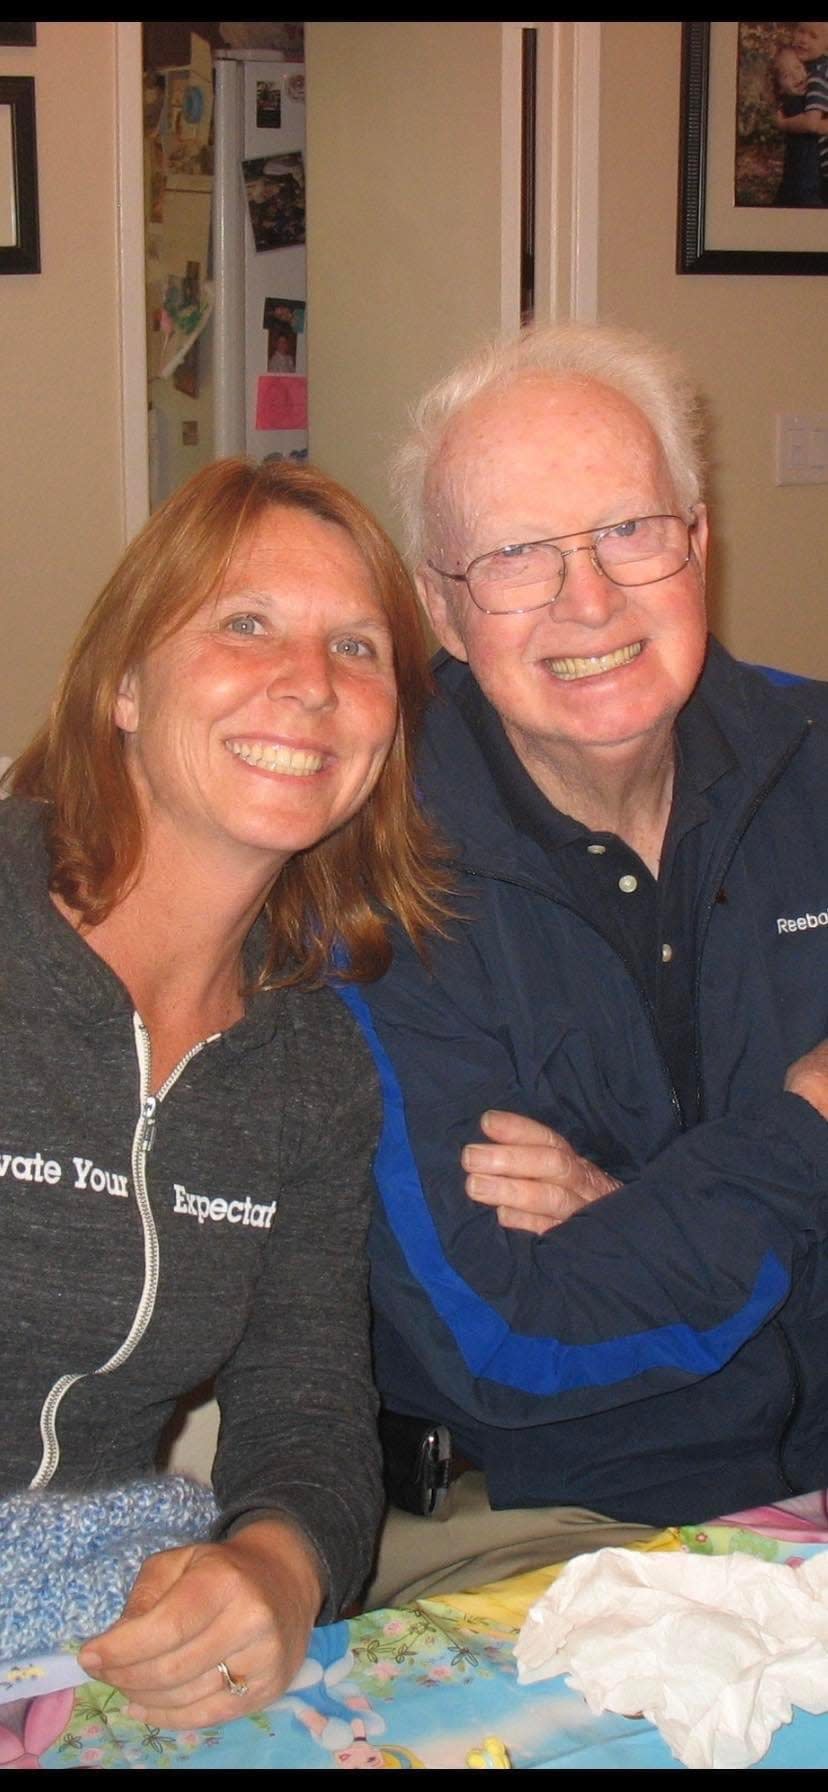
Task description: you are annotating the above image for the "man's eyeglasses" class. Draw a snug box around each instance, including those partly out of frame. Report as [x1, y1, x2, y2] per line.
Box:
[427, 513, 697, 616]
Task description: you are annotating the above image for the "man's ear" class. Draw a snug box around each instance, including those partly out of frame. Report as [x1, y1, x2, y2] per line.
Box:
[114, 668, 140, 735]
[690, 502, 709, 584]
[416, 568, 469, 664]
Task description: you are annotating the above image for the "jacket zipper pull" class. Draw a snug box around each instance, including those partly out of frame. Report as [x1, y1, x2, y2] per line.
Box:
[142, 1095, 157, 1154]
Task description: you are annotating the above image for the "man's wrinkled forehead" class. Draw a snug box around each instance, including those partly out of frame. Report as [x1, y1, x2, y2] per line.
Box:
[424, 373, 665, 560]
[425, 376, 558, 556]
[426, 434, 494, 560]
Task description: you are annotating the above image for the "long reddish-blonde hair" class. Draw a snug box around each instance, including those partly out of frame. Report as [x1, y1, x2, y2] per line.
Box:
[9, 458, 451, 985]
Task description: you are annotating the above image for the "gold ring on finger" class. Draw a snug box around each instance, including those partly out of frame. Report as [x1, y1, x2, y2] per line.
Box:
[217, 1658, 249, 1697]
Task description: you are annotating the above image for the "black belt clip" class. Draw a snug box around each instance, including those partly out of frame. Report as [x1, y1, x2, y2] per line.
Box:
[379, 1408, 452, 1517]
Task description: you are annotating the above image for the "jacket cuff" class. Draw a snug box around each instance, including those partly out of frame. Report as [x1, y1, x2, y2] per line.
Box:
[768, 1088, 828, 1175]
[215, 1482, 376, 1620]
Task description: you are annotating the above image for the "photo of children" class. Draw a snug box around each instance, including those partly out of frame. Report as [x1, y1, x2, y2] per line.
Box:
[735, 20, 828, 207]
[264, 297, 306, 372]
[775, 21, 828, 205]
[256, 80, 282, 131]
[242, 152, 305, 251]
[771, 41, 824, 206]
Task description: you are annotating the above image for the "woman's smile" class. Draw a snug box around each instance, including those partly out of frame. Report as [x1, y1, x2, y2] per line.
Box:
[224, 738, 328, 776]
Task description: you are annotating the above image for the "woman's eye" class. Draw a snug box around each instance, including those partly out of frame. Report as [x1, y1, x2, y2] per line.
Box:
[222, 613, 266, 637]
[333, 636, 373, 659]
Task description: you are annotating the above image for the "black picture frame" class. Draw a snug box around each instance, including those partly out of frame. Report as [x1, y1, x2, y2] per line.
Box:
[0, 75, 40, 274]
[677, 20, 828, 275]
[0, 24, 36, 47]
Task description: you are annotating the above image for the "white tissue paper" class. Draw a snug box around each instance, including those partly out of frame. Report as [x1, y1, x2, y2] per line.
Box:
[514, 1545, 828, 1769]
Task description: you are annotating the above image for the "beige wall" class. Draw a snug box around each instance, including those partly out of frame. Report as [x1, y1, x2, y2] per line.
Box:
[2, 19, 824, 768]
[305, 21, 505, 542]
[598, 21, 827, 676]
[308, 21, 827, 676]
[1, 22, 124, 757]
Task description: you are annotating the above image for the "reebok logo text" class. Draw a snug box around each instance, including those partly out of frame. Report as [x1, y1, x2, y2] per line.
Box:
[777, 910, 828, 934]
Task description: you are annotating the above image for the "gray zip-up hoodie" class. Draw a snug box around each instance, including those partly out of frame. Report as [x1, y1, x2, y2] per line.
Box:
[0, 797, 383, 1616]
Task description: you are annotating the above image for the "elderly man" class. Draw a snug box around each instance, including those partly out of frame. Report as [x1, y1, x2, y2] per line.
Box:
[340, 323, 828, 1605]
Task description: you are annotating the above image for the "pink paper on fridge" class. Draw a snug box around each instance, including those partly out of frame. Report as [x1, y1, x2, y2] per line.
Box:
[255, 374, 308, 430]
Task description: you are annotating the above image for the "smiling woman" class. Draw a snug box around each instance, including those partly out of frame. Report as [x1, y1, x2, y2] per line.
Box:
[111, 504, 401, 953]
[11, 458, 446, 988]
[0, 458, 450, 1728]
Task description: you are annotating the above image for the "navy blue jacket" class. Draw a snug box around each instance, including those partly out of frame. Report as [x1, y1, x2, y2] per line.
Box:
[342, 640, 828, 1526]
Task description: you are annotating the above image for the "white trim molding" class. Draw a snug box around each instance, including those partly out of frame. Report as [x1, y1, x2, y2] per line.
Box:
[534, 21, 600, 322]
[115, 20, 149, 541]
[500, 22, 526, 334]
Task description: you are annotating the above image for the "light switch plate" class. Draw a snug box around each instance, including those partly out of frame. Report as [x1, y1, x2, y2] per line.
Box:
[776, 414, 828, 485]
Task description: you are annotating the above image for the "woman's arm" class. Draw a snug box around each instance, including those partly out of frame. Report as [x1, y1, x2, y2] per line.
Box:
[81, 995, 384, 1728]
[207, 998, 384, 1619]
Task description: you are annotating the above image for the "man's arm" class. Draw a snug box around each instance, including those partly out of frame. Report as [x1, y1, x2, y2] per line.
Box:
[347, 947, 828, 1432]
[465, 1037, 828, 1232]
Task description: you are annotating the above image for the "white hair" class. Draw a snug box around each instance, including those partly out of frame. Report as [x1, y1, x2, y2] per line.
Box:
[390, 321, 706, 566]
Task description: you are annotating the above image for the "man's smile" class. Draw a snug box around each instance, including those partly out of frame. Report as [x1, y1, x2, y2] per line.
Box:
[545, 641, 644, 682]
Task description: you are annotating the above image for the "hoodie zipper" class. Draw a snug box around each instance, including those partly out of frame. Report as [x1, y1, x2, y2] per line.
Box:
[29, 1015, 213, 1490]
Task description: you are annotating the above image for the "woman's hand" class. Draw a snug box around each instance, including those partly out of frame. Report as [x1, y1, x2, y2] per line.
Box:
[77, 1516, 324, 1729]
[462, 1109, 620, 1235]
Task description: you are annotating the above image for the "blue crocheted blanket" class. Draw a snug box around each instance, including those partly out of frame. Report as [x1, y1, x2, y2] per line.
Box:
[0, 1477, 218, 1657]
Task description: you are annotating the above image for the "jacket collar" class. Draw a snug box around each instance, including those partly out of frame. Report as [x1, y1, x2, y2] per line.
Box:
[417, 636, 817, 877]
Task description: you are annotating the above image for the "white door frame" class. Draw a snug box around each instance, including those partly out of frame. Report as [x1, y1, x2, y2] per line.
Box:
[535, 20, 601, 323]
[500, 22, 526, 336]
[500, 21, 600, 331]
[116, 21, 150, 542]
[114, 21, 600, 545]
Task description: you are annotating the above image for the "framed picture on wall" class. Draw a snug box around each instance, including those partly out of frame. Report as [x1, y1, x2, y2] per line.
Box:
[0, 75, 40, 274]
[0, 24, 36, 46]
[677, 20, 828, 274]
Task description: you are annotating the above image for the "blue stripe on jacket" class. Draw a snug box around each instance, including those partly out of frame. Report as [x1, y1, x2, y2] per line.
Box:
[335, 983, 789, 1397]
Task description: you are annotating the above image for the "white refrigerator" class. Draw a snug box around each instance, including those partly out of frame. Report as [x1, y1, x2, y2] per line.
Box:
[148, 45, 307, 508]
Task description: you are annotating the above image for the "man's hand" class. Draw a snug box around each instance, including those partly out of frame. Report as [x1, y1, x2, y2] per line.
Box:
[77, 1517, 323, 1730]
[785, 1039, 828, 1121]
[462, 1109, 620, 1235]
